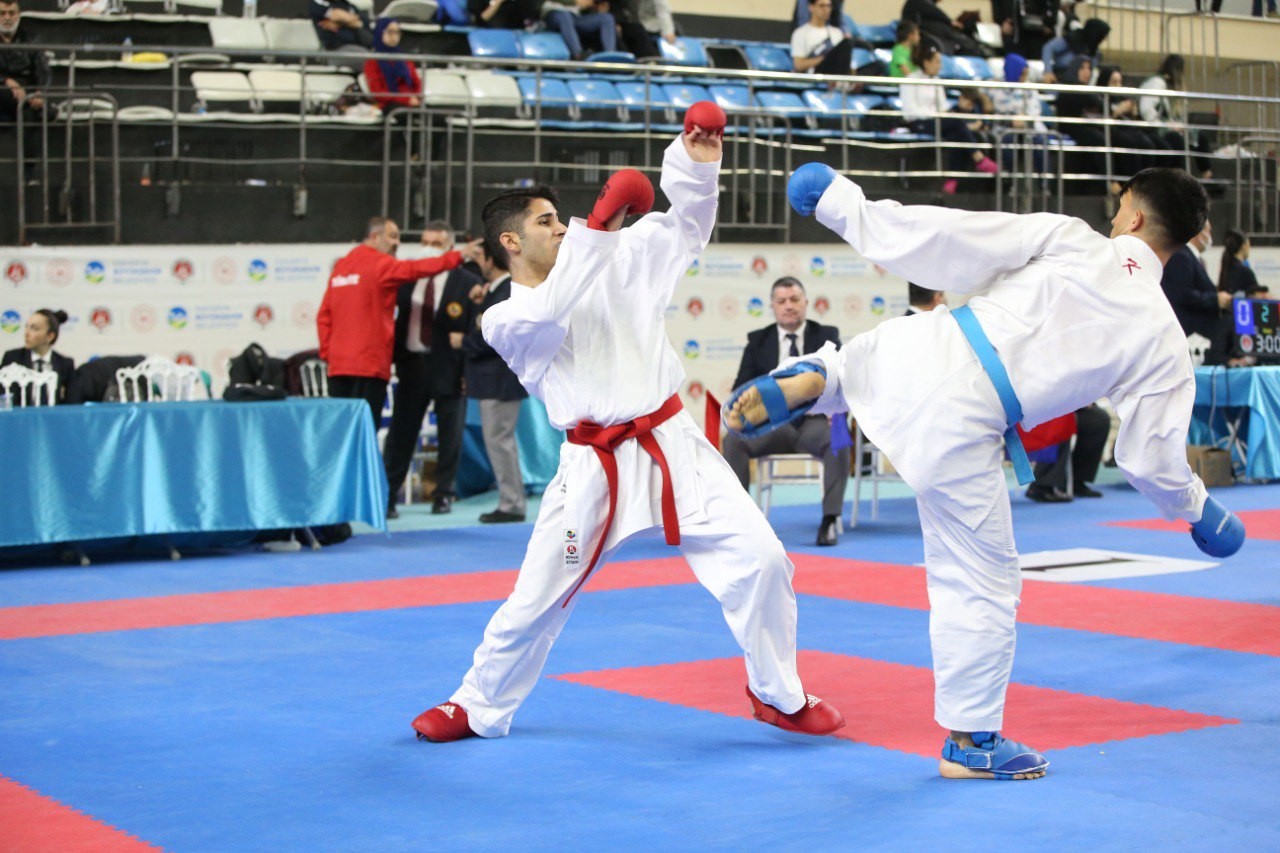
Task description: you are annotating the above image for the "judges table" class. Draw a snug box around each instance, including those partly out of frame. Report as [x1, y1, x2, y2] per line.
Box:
[1190, 365, 1280, 481]
[1, 398, 388, 549]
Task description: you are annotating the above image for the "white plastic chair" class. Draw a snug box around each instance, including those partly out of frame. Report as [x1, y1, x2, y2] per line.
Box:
[380, 0, 438, 22]
[423, 70, 469, 107]
[0, 363, 58, 407]
[190, 70, 260, 113]
[299, 358, 329, 397]
[755, 453, 832, 521]
[116, 357, 203, 402]
[849, 425, 904, 527]
[248, 67, 304, 112]
[263, 19, 323, 53]
[208, 18, 268, 51]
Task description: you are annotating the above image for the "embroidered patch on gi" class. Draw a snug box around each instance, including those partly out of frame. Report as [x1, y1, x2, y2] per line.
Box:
[446, 301, 463, 318]
[564, 543, 580, 567]
[564, 529, 577, 541]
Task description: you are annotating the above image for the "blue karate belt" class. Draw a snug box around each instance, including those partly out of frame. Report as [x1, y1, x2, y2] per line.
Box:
[950, 304, 1034, 486]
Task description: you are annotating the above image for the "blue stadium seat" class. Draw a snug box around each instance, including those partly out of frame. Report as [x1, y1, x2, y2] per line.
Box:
[858, 21, 899, 46]
[587, 51, 637, 64]
[756, 90, 809, 119]
[516, 75, 576, 124]
[952, 56, 995, 81]
[803, 89, 887, 131]
[468, 29, 520, 59]
[519, 32, 570, 62]
[664, 82, 713, 110]
[614, 80, 679, 129]
[658, 36, 710, 67]
[567, 78, 633, 126]
[743, 45, 793, 73]
[853, 47, 878, 71]
[940, 54, 978, 81]
[707, 84, 752, 113]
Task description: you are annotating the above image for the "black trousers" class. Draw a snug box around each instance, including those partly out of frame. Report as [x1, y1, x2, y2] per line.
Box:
[382, 353, 466, 507]
[1032, 403, 1110, 490]
[328, 374, 388, 432]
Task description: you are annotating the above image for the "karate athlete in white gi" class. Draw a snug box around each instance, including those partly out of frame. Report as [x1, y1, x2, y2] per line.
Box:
[726, 165, 1246, 780]
[411, 103, 847, 744]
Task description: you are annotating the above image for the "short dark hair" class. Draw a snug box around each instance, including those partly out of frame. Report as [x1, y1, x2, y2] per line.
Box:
[895, 20, 918, 42]
[33, 308, 67, 344]
[1120, 168, 1208, 252]
[771, 276, 805, 296]
[422, 219, 454, 235]
[478, 239, 510, 273]
[908, 283, 940, 307]
[480, 185, 559, 269]
[912, 41, 940, 68]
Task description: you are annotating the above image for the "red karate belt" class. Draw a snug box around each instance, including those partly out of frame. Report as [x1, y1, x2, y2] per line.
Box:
[563, 393, 684, 606]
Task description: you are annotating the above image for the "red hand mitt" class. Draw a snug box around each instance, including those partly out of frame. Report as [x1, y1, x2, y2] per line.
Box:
[587, 168, 655, 231]
[684, 100, 726, 137]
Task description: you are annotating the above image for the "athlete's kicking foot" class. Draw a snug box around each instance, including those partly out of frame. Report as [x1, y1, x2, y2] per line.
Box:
[724, 370, 827, 433]
[938, 731, 1049, 781]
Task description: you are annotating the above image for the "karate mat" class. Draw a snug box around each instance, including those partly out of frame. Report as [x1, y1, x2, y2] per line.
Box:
[2, 479, 1279, 851]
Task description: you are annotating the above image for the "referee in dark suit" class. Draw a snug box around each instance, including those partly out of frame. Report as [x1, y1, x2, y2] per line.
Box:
[2, 308, 74, 404]
[723, 276, 849, 546]
[383, 223, 482, 518]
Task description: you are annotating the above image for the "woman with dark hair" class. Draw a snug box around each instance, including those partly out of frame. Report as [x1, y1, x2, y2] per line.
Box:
[363, 18, 421, 111]
[1095, 64, 1165, 173]
[1139, 54, 1213, 179]
[1218, 230, 1263, 296]
[2, 308, 74, 403]
[1041, 17, 1109, 80]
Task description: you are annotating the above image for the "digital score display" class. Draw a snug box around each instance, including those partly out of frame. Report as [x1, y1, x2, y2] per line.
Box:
[1233, 298, 1280, 362]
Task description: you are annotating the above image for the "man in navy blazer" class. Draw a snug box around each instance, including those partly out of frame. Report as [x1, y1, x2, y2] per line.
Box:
[384, 222, 482, 518]
[723, 276, 849, 546]
[1160, 220, 1231, 341]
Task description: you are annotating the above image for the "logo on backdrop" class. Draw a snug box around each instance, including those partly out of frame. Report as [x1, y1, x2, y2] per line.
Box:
[843, 295, 863, 317]
[172, 259, 195, 282]
[686, 297, 704, 318]
[46, 259, 72, 287]
[870, 296, 886, 316]
[686, 380, 705, 399]
[751, 256, 768, 277]
[809, 256, 827, 277]
[85, 261, 106, 284]
[213, 256, 237, 285]
[167, 306, 189, 329]
[683, 339, 701, 359]
[746, 297, 764, 317]
[0, 310, 20, 333]
[248, 259, 268, 282]
[5, 261, 27, 285]
[291, 301, 315, 329]
[253, 304, 274, 327]
[175, 352, 195, 365]
[130, 304, 157, 333]
[685, 259, 700, 277]
[814, 296, 830, 316]
[718, 295, 739, 320]
[90, 307, 111, 331]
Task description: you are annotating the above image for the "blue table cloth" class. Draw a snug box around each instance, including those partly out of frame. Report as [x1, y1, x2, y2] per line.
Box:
[0, 398, 387, 548]
[1190, 365, 1280, 481]
[457, 397, 564, 499]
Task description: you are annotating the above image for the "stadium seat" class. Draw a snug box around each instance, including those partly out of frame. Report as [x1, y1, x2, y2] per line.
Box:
[380, 0, 439, 22]
[952, 55, 995, 81]
[463, 71, 522, 109]
[857, 21, 899, 46]
[614, 80, 678, 127]
[852, 47, 878, 72]
[658, 36, 709, 67]
[468, 29, 520, 59]
[705, 43, 748, 71]
[567, 78, 632, 125]
[664, 81, 713, 110]
[302, 71, 357, 111]
[743, 45, 793, 73]
[424, 69, 470, 106]
[263, 20, 323, 54]
[190, 70, 259, 113]
[516, 75, 575, 122]
[707, 84, 752, 113]
[520, 31, 570, 62]
[248, 68, 304, 113]
[804, 89, 886, 131]
[586, 52, 638, 64]
[208, 18, 267, 52]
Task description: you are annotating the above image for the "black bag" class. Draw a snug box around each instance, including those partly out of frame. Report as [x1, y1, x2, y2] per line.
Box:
[224, 343, 287, 401]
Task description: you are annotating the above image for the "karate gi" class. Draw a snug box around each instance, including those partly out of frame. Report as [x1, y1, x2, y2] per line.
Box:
[450, 137, 808, 737]
[802, 176, 1208, 732]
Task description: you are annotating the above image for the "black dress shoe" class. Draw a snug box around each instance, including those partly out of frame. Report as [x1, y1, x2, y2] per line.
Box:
[1025, 484, 1072, 503]
[816, 514, 839, 546]
[479, 509, 526, 524]
[1073, 483, 1103, 498]
[432, 493, 454, 514]
[386, 505, 400, 520]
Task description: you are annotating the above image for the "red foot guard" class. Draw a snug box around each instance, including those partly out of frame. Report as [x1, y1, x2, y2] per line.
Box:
[747, 687, 846, 736]
[412, 702, 478, 743]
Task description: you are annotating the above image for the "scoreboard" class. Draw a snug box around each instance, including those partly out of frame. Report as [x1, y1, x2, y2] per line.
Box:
[1233, 298, 1280, 363]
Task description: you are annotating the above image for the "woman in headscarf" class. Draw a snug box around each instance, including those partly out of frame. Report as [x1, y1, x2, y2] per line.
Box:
[1041, 17, 1108, 81]
[363, 18, 422, 111]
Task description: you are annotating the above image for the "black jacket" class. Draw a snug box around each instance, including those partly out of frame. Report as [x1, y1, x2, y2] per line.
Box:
[463, 277, 527, 402]
[394, 266, 481, 399]
[2, 347, 75, 403]
[0, 29, 52, 91]
[64, 354, 145, 404]
[732, 319, 842, 390]
[1160, 245, 1220, 341]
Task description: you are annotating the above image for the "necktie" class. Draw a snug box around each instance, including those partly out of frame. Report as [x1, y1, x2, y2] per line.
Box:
[786, 333, 799, 358]
[418, 276, 436, 350]
[34, 358, 46, 372]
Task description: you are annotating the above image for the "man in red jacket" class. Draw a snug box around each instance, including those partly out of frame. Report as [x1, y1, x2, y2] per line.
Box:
[317, 216, 478, 427]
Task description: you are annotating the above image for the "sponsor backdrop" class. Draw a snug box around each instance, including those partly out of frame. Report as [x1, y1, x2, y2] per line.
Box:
[4, 244, 1276, 428]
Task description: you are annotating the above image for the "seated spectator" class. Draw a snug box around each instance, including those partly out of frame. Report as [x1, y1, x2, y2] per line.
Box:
[468, 0, 540, 29]
[887, 20, 920, 78]
[364, 19, 421, 111]
[608, 0, 675, 60]
[1218, 229, 1263, 297]
[310, 0, 373, 52]
[1041, 17, 1108, 81]
[0, 0, 49, 125]
[901, 42, 946, 131]
[1094, 64, 1163, 178]
[940, 87, 1000, 194]
[901, 0, 989, 57]
[541, 0, 616, 62]
[991, 52, 1047, 131]
[2, 308, 73, 404]
[1053, 55, 1124, 198]
[790, 0, 854, 76]
[1139, 54, 1213, 180]
[993, 0, 1057, 60]
[1025, 404, 1110, 502]
[793, 0, 845, 29]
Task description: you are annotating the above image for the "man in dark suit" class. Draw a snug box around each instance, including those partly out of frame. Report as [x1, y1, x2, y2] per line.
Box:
[462, 241, 529, 523]
[905, 282, 946, 316]
[2, 308, 74, 404]
[723, 276, 849, 546]
[1160, 220, 1231, 341]
[384, 221, 481, 518]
